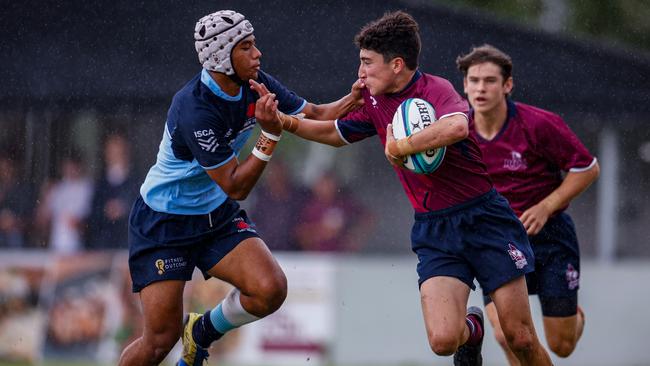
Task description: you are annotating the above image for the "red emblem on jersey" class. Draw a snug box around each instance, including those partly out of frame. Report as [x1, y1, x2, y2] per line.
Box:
[246, 103, 255, 118]
[233, 218, 252, 232]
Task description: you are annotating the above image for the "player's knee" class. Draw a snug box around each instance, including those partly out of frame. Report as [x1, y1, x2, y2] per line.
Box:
[256, 272, 288, 315]
[503, 328, 535, 354]
[547, 335, 577, 358]
[146, 328, 182, 363]
[427, 333, 460, 356]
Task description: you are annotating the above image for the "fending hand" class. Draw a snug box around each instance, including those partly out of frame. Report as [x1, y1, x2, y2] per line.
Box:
[350, 78, 366, 107]
[250, 79, 271, 97]
[255, 93, 282, 135]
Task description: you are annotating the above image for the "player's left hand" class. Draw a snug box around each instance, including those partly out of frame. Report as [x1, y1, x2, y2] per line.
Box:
[350, 79, 366, 108]
[255, 93, 282, 135]
[519, 202, 552, 235]
[249, 79, 270, 97]
[384, 124, 404, 167]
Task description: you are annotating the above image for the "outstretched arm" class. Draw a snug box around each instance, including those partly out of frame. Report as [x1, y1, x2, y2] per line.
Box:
[283, 115, 346, 147]
[520, 162, 600, 235]
[299, 79, 365, 120]
[250, 80, 347, 147]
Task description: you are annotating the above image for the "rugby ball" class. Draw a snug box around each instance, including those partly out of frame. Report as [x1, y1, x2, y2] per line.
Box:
[391, 98, 446, 174]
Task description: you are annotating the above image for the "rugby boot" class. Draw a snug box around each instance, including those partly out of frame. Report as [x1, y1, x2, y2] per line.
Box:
[177, 313, 210, 366]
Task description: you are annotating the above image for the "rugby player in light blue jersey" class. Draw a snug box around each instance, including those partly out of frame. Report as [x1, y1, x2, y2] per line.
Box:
[118, 10, 362, 366]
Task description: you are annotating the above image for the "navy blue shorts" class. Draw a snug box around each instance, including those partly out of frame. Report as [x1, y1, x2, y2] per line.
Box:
[128, 196, 259, 292]
[484, 212, 580, 316]
[411, 189, 534, 294]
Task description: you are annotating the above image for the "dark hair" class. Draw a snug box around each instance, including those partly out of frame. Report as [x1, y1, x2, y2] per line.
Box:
[456, 44, 513, 80]
[354, 11, 420, 70]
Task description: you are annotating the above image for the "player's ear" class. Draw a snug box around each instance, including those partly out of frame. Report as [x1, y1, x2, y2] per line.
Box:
[463, 77, 468, 94]
[504, 76, 514, 94]
[391, 57, 405, 74]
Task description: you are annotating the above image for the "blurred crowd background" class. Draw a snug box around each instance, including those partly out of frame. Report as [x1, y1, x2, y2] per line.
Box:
[0, 136, 376, 253]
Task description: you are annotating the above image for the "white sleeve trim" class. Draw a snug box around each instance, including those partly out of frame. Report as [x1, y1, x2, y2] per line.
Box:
[334, 119, 352, 145]
[569, 157, 598, 173]
[438, 111, 469, 122]
[287, 99, 308, 116]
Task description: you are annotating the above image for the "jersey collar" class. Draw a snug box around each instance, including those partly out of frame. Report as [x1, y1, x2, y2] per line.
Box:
[388, 70, 422, 96]
[201, 69, 242, 101]
[470, 98, 518, 142]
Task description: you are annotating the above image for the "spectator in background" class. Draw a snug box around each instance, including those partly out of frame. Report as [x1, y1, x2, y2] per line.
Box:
[250, 160, 305, 251]
[87, 134, 138, 249]
[294, 171, 374, 252]
[35, 150, 93, 254]
[0, 154, 31, 248]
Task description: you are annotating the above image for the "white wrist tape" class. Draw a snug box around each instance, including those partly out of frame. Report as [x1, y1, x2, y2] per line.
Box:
[252, 147, 272, 161]
[261, 130, 281, 142]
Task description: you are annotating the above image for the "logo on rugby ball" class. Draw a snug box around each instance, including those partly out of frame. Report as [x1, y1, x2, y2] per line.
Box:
[391, 98, 445, 174]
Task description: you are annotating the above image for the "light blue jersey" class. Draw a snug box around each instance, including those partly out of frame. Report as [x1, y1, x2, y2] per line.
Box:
[140, 69, 306, 215]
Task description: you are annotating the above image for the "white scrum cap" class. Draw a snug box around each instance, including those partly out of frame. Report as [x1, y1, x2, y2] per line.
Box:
[194, 10, 254, 74]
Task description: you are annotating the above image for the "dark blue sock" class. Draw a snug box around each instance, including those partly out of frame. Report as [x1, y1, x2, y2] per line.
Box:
[192, 310, 224, 348]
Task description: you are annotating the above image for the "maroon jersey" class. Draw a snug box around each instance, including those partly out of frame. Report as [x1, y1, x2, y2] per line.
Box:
[469, 100, 596, 216]
[336, 71, 492, 212]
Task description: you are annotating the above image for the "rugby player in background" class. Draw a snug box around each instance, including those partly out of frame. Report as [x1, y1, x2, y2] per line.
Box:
[458, 44, 598, 364]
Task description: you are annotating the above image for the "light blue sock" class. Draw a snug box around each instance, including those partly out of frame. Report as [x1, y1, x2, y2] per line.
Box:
[209, 304, 236, 334]
[209, 288, 260, 334]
